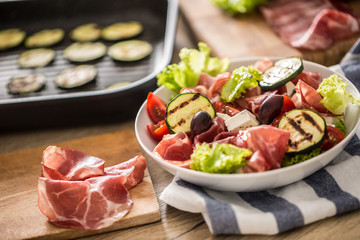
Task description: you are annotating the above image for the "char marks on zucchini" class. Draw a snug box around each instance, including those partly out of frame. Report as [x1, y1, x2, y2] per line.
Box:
[165, 93, 215, 133]
[278, 109, 327, 154]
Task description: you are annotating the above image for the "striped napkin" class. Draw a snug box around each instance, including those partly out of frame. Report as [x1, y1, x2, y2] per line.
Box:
[160, 39, 360, 235]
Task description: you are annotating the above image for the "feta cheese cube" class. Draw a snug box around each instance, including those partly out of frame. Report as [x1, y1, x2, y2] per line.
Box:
[224, 109, 259, 131]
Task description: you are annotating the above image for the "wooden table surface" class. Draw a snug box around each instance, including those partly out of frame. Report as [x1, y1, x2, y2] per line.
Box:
[1, 12, 360, 240]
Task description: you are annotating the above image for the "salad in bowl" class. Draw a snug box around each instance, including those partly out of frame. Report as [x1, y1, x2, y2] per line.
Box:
[135, 43, 360, 191]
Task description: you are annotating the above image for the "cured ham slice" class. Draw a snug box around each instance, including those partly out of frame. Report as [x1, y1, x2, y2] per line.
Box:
[242, 150, 272, 173]
[38, 175, 132, 230]
[153, 132, 193, 162]
[236, 126, 290, 170]
[261, 0, 360, 50]
[105, 155, 147, 190]
[292, 72, 322, 90]
[291, 80, 328, 113]
[41, 146, 105, 181]
[38, 146, 146, 230]
[193, 117, 227, 146]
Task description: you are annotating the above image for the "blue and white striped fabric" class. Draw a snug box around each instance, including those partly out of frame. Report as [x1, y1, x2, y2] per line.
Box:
[160, 39, 360, 235]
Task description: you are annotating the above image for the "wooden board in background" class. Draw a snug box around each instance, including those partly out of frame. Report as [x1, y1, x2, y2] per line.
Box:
[179, 0, 360, 66]
[0, 130, 160, 240]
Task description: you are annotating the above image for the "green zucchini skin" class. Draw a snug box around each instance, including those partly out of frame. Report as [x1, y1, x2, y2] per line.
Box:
[107, 40, 152, 62]
[260, 57, 304, 91]
[165, 93, 216, 134]
[278, 109, 327, 154]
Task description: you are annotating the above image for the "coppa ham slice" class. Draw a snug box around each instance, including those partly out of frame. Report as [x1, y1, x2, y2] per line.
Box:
[41, 146, 105, 181]
[38, 175, 132, 230]
[236, 126, 290, 170]
[153, 132, 193, 167]
[105, 155, 147, 190]
[261, 0, 360, 50]
[291, 80, 328, 113]
[38, 146, 146, 230]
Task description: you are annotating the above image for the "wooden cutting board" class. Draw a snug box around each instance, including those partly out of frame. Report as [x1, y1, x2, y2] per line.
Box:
[0, 129, 160, 240]
[179, 0, 360, 66]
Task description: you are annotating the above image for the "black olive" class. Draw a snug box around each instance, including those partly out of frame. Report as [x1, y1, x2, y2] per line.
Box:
[258, 95, 284, 124]
[190, 111, 213, 136]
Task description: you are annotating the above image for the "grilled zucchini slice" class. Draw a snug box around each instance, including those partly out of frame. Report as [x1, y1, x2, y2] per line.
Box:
[165, 93, 216, 134]
[69, 23, 102, 42]
[64, 41, 106, 63]
[260, 57, 303, 91]
[55, 65, 97, 89]
[108, 40, 152, 62]
[278, 109, 327, 154]
[25, 28, 64, 48]
[101, 21, 143, 41]
[0, 28, 26, 51]
[7, 74, 46, 94]
[18, 48, 55, 68]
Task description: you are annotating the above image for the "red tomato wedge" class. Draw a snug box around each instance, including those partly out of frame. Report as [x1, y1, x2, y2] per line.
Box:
[147, 120, 170, 141]
[271, 95, 296, 127]
[146, 92, 166, 123]
[321, 125, 346, 151]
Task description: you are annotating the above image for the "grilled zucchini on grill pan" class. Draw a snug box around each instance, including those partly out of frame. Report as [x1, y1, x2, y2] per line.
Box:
[64, 42, 106, 63]
[70, 23, 102, 42]
[165, 93, 216, 134]
[25, 28, 64, 48]
[260, 57, 303, 91]
[7, 74, 46, 94]
[278, 109, 327, 154]
[0, 28, 26, 51]
[101, 21, 143, 41]
[108, 40, 152, 62]
[55, 65, 97, 89]
[18, 48, 55, 68]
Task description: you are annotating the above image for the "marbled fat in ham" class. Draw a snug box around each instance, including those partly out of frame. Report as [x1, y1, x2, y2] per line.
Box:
[41, 146, 105, 181]
[38, 146, 146, 230]
[261, 0, 360, 50]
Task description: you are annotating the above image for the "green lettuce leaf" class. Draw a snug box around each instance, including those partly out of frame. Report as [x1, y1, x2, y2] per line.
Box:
[334, 119, 347, 135]
[317, 74, 360, 115]
[281, 148, 322, 167]
[210, 0, 268, 15]
[190, 142, 252, 173]
[220, 66, 261, 102]
[157, 42, 230, 94]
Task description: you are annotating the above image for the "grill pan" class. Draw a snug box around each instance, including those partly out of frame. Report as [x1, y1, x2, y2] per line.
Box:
[0, 0, 178, 130]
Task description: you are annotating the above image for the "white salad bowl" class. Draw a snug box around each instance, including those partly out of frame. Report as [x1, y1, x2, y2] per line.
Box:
[135, 57, 360, 192]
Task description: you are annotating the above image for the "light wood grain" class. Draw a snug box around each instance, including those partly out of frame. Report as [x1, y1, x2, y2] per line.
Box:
[0, 130, 160, 240]
[179, 0, 360, 66]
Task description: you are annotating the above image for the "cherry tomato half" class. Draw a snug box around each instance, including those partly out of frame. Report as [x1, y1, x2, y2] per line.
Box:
[321, 125, 346, 151]
[146, 92, 166, 123]
[215, 101, 240, 117]
[282, 95, 296, 113]
[147, 120, 170, 141]
[271, 95, 296, 127]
